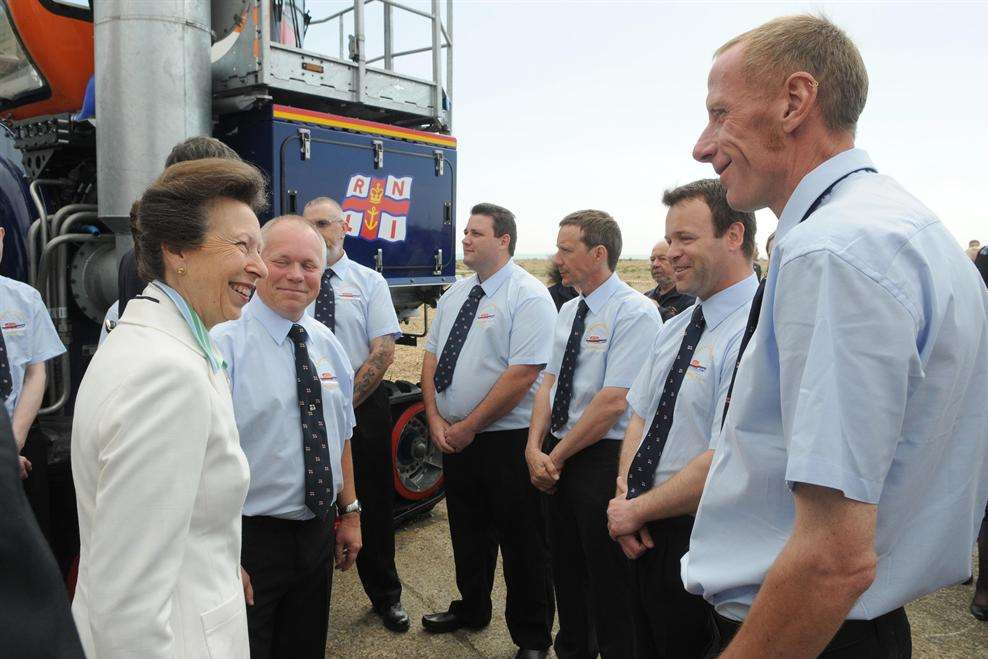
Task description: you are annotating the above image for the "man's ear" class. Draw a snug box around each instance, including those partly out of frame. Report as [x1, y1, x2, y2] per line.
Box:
[781, 71, 819, 135]
[727, 221, 746, 253]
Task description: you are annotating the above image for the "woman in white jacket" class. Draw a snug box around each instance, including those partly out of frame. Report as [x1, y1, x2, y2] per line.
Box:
[71, 158, 269, 658]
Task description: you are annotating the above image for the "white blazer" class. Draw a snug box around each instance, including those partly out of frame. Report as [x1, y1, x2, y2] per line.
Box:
[71, 287, 250, 659]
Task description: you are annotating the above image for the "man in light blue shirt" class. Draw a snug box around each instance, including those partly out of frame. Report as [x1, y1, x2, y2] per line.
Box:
[604, 180, 758, 659]
[0, 226, 65, 521]
[420, 203, 557, 658]
[302, 196, 410, 632]
[211, 216, 361, 659]
[526, 210, 661, 659]
[684, 15, 988, 658]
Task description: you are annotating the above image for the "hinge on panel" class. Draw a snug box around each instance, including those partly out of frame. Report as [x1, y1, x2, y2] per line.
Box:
[299, 128, 311, 161]
[373, 140, 384, 169]
[375, 248, 384, 272]
[433, 248, 443, 275]
[433, 149, 444, 176]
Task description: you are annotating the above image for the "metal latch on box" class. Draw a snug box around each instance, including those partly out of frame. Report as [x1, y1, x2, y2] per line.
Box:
[373, 140, 384, 169]
[433, 249, 443, 275]
[434, 150, 444, 176]
[299, 128, 311, 161]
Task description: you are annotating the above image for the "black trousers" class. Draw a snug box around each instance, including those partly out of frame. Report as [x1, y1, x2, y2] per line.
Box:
[629, 516, 711, 659]
[242, 514, 336, 659]
[544, 436, 634, 659]
[352, 386, 402, 608]
[443, 427, 554, 650]
[20, 427, 50, 542]
[705, 606, 912, 658]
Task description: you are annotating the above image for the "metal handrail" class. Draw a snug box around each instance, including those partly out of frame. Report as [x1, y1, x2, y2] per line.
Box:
[302, 0, 452, 125]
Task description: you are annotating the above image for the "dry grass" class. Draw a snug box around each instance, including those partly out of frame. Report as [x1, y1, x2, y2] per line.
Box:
[389, 258, 656, 382]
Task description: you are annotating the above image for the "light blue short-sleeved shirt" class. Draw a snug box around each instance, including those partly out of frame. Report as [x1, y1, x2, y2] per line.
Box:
[305, 253, 401, 370]
[683, 149, 988, 621]
[425, 259, 557, 432]
[0, 275, 65, 416]
[546, 272, 662, 441]
[627, 274, 757, 487]
[211, 296, 356, 520]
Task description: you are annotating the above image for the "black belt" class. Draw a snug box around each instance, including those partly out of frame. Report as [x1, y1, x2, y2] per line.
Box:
[711, 606, 906, 654]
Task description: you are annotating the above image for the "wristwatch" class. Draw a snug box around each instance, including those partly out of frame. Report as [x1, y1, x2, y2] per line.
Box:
[337, 499, 362, 516]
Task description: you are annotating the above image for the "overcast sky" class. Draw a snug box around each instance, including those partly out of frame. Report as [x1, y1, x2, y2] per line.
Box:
[308, 1, 988, 257]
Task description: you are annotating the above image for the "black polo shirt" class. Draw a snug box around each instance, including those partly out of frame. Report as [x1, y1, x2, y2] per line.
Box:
[646, 286, 696, 320]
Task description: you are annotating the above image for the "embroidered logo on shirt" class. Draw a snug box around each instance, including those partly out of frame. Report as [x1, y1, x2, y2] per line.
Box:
[1, 322, 25, 330]
[339, 291, 361, 301]
[584, 321, 610, 351]
[689, 359, 707, 374]
[320, 372, 336, 382]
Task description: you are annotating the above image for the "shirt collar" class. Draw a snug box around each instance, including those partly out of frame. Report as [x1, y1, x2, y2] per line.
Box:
[581, 271, 622, 314]
[326, 251, 350, 278]
[776, 148, 876, 243]
[247, 294, 297, 346]
[151, 281, 226, 372]
[696, 274, 759, 330]
[475, 258, 514, 297]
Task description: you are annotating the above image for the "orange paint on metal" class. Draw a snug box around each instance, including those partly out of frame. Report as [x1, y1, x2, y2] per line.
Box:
[273, 104, 457, 148]
[5, 1, 94, 120]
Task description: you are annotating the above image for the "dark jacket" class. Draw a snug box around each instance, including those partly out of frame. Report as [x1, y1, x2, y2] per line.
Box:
[0, 407, 84, 658]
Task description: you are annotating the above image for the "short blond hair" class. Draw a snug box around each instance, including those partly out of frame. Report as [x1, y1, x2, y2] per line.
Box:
[717, 14, 868, 134]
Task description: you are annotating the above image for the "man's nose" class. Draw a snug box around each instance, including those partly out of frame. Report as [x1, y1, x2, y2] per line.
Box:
[693, 124, 716, 164]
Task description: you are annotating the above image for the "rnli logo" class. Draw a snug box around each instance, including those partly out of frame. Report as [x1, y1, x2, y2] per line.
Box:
[339, 291, 361, 301]
[689, 359, 707, 374]
[1, 321, 26, 330]
[320, 372, 337, 382]
[341, 174, 413, 243]
[584, 322, 609, 351]
[477, 312, 496, 321]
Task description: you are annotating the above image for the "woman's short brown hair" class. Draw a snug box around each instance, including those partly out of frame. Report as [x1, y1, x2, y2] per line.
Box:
[134, 158, 268, 282]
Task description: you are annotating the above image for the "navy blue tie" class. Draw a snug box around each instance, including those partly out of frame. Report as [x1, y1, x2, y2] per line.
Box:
[315, 268, 336, 333]
[288, 324, 335, 520]
[0, 328, 11, 400]
[627, 305, 705, 499]
[550, 300, 590, 433]
[434, 285, 484, 393]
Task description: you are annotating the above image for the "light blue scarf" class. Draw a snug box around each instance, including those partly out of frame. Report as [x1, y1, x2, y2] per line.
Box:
[152, 281, 226, 373]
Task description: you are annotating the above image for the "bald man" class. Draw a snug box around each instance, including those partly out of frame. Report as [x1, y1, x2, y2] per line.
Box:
[645, 241, 695, 319]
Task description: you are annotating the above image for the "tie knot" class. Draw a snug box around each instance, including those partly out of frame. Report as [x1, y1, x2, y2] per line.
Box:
[576, 299, 589, 318]
[289, 323, 307, 343]
[690, 304, 705, 327]
[323, 268, 336, 283]
[469, 285, 484, 300]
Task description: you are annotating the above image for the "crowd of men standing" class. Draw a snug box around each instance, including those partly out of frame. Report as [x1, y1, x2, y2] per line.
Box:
[1, 11, 987, 659]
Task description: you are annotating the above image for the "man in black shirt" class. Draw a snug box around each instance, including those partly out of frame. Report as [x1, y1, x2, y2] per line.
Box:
[644, 241, 695, 319]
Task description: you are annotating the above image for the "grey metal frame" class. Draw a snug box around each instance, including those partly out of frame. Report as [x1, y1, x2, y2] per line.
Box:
[212, 0, 453, 128]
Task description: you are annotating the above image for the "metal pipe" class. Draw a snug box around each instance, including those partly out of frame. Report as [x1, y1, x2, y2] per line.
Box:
[37, 352, 71, 416]
[354, 0, 366, 104]
[366, 46, 434, 65]
[308, 4, 355, 25]
[383, 0, 393, 70]
[446, 0, 453, 129]
[51, 203, 98, 236]
[58, 211, 99, 237]
[36, 234, 111, 313]
[378, 0, 432, 20]
[27, 179, 69, 285]
[95, 1, 210, 236]
[338, 16, 345, 59]
[430, 0, 442, 120]
[27, 218, 40, 285]
[36, 234, 112, 417]
[55, 214, 99, 364]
